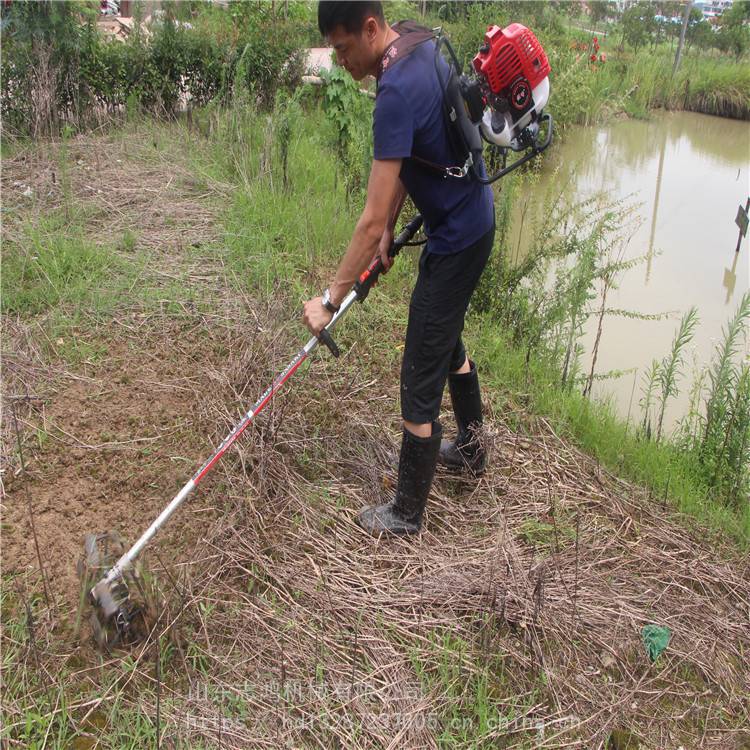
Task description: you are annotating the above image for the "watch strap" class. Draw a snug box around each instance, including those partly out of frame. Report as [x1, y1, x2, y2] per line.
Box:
[322, 289, 340, 314]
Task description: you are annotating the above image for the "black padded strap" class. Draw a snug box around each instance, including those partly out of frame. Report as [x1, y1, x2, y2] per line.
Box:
[376, 23, 471, 180]
[377, 20, 435, 82]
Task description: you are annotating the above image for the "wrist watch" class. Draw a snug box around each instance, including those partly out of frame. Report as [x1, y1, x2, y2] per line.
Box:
[321, 288, 340, 314]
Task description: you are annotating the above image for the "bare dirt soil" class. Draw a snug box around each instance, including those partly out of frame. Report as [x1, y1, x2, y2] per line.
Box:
[4, 320, 233, 610]
[2, 129, 233, 616]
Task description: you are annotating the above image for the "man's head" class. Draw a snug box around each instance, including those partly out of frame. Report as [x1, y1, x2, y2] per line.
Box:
[317, 1, 388, 81]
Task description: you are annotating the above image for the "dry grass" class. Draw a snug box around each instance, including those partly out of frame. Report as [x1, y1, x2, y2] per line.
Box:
[1, 124, 230, 480]
[1, 129, 227, 253]
[147, 333, 747, 748]
[6, 313, 748, 748]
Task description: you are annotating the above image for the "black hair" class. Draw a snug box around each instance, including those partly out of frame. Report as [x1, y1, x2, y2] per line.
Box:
[317, 1, 385, 36]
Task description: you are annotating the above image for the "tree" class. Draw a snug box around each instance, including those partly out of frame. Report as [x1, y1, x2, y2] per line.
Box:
[717, 0, 750, 58]
[622, 2, 657, 52]
[660, 1, 684, 19]
[723, 0, 750, 25]
[565, 0, 585, 20]
[689, 17, 715, 51]
[717, 23, 750, 57]
[589, 1, 616, 24]
[684, 6, 709, 52]
[0, 0, 97, 136]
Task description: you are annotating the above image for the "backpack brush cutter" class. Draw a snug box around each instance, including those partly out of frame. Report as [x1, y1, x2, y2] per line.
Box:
[459, 21, 554, 180]
[82, 21, 554, 652]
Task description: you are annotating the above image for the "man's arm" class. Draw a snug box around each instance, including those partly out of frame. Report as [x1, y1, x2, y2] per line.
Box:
[374, 179, 408, 274]
[303, 158, 403, 335]
[388, 180, 408, 230]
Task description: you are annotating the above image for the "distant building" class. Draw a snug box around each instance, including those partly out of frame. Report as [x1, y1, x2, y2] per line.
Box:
[700, 0, 733, 19]
[613, 0, 733, 21]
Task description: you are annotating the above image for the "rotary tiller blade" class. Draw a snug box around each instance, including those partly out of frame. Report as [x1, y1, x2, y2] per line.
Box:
[78, 532, 151, 651]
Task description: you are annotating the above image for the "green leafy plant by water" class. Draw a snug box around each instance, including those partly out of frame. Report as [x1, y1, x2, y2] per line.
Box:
[655, 307, 699, 443]
[694, 292, 750, 508]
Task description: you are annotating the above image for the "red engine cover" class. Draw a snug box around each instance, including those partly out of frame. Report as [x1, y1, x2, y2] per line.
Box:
[472, 23, 550, 95]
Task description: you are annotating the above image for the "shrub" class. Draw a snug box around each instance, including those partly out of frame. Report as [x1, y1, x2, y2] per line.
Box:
[0, 1, 306, 136]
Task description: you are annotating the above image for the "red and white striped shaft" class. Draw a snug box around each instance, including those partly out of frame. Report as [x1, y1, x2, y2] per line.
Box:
[98, 287, 361, 590]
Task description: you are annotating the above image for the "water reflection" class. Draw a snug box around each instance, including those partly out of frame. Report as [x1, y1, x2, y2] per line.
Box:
[565, 111, 749, 180]
[646, 127, 667, 284]
[511, 111, 750, 431]
[724, 251, 740, 303]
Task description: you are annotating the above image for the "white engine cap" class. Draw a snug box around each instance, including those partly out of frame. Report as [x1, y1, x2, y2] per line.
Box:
[480, 76, 550, 148]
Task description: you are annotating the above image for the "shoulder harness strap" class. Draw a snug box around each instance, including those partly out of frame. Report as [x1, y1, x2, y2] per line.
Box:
[376, 21, 436, 82]
[376, 22, 478, 180]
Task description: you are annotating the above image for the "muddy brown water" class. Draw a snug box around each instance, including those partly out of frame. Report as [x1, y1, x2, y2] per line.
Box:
[510, 110, 750, 432]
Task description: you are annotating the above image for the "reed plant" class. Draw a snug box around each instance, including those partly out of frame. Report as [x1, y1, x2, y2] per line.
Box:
[697, 292, 750, 508]
[545, 37, 749, 126]
[675, 59, 750, 119]
[656, 307, 699, 443]
[639, 360, 661, 442]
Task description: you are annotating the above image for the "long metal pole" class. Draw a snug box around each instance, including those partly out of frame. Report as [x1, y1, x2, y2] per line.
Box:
[97, 290, 360, 589]
[673, 1, 692, 76]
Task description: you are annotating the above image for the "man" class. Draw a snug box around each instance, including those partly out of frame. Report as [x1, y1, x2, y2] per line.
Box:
[303, 1, 495, 536]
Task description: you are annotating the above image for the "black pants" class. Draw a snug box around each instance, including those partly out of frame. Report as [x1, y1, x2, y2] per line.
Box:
[400, 224, 495, 424]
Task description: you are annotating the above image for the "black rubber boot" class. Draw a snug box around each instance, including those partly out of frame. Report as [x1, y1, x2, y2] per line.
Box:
[357, 422, 442, 536]
[439, 361, 486, 475]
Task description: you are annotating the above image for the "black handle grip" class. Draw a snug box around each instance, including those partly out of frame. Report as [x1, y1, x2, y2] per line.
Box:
[318, 328, 340, 358]
[390, 214, 425, 259]
[354, 215, 424, 303]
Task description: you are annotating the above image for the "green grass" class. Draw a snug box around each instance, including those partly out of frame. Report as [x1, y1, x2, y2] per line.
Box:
[405, 628, 553, 749]
[1, 215, 144, 369]
[0, 587, 77, 749]
[224, 147, 349, 298]
[1, 212, 149, 366]
[0, 578, 214, 750]
[677, 57, 750, 119]
[470, 322, 750, 548]
[1, 218, 127, 317]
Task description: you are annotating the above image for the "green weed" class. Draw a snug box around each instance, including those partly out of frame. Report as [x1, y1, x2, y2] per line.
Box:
[1, 222, 123, 316]
[656, 307, 699, 443]
[695, 292, 750, 508]
[517, 517, 576, 549]
[473, 324, 750, 547]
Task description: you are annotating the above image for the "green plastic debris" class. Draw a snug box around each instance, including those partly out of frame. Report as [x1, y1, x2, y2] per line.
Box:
[641, 624, 671, 662]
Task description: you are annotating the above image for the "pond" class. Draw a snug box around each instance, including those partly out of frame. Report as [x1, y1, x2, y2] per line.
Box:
[512, 110, 750, 432]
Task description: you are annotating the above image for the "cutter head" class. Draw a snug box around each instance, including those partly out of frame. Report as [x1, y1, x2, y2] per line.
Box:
[78, 532, 152, 651]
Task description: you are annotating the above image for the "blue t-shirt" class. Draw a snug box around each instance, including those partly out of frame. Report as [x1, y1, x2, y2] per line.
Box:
[373, 38, 495, 255]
